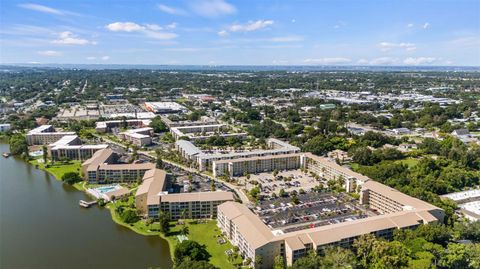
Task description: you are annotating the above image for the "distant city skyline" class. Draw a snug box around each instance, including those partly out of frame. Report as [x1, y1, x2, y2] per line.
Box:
[1, 0, 479, 66]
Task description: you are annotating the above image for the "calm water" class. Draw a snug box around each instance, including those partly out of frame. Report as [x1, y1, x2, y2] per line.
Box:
[0, 143, 173, 269]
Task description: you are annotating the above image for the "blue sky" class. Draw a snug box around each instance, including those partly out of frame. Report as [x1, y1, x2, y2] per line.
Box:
[1, 0, 479, 65]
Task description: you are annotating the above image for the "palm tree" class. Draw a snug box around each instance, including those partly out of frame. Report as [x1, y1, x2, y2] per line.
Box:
[180, 224, 189, 237]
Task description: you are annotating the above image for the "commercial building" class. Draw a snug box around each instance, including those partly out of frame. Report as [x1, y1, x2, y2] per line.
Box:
[82, 148, 154, 183]
[135, 168, 234, 220]
[218, 180, 444, 268]
[26, 125, 75, 145]
[48, 135, 109, 161]
[144, 102, 187, 114]
[95, 119, 150, 133]
[118, 127, 153, 147]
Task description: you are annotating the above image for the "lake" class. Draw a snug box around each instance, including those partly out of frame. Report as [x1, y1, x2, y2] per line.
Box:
[0, 143, 173, 269]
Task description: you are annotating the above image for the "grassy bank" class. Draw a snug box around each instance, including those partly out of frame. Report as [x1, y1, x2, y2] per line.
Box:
[107, 197, 242, 268]
[29, 159, 85, 191]
[28, 157, 240, 268]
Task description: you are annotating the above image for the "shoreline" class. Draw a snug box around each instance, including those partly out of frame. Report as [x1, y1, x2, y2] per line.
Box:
[25, 157, 177, 261]
[14, 148, 241, 268]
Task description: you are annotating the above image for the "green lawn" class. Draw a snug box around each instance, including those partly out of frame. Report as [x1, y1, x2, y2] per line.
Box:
[395, 158, 420, 168]
[167, 220, 244, 269]
[30, 159, 83, 190]
[107, 199, 243, 269]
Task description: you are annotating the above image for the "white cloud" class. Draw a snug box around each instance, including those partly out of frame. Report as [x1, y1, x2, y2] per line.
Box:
[423, 22, 430, 29]
[269, 36, 303, 42]
[18, 3, 64, 15]
[87, 56, 110, 61]
[144, 31, 177, 40]
[166, 23, 177, 30]
[303, 57, 351, 65]
[157, 4, 187, 15]
[37, 50, 61, 56]
[52, 31, 96, 45]
[378, 42, 416, 52]
[449, 36, 480, 47]
[407, 23, 414, 28]
[369, 57, 399, 65]
[403, 57, 436, 65]
[227, 20, 274, 33]
[191, 0, 236, 17]
[145, 24, 163, 31]
[217, 30, 228, 37]
[291, 19, 296, 23]
[105, 22, 177, 40]
[106, 22, 145, 32]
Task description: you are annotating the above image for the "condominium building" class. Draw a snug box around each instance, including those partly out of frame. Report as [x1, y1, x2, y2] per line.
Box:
[26, 125, 75, 145]
[301, 153, 370, 192]
[118, 127, 153, 147]
[95, 119, 150, 133]
[82, 148, 154, 183]
[135, 169, 234, 220]
[213, 153, 302, 178]
[175, 138, 301, 172]
[48, 135, 108, 161]
[218, 181, 445, 268]
[161, 116, 217, 128]
[170, 124, 247, 142]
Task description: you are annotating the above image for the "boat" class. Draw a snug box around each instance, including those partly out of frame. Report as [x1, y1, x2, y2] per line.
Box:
[2, 152, 11, 158]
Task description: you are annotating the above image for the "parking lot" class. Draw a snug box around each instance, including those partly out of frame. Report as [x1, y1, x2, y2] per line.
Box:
[252, 192, 370, 233]
[169, 170, 231, 194]
[243, 170, 320, 196]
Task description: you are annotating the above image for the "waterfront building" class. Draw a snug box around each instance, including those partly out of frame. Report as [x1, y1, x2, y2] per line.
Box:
[82, 148, 154, 183]
[48, 135, 108, 161]
[26, 125, 75, 145]
[135, 168, 234, 220]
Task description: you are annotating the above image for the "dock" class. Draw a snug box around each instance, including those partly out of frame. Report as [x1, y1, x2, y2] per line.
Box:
[79, 200, 97, 208]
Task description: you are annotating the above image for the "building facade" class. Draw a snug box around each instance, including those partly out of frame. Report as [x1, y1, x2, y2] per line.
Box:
[26, 125, 75, 145]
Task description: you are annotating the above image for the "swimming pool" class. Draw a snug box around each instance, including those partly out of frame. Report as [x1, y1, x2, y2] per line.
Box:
[96, 185, 119, 194]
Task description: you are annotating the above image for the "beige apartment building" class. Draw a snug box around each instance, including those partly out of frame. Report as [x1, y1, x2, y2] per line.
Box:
[26, 125, 75, 145]
[48, 135, 108, 161]
[213, 153, 302, 178]
[135, 168, 234, 220]
[95, 119, 150, 133]
[301, 153, 370, 192]
[218, 180, 445, 269]
[175, 138, 301, 172]
[118, 127, 153, 147]
[82, 148, 154, 183]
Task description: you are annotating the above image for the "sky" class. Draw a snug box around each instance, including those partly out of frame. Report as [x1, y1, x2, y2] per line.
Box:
[0, 0, 479, 66]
